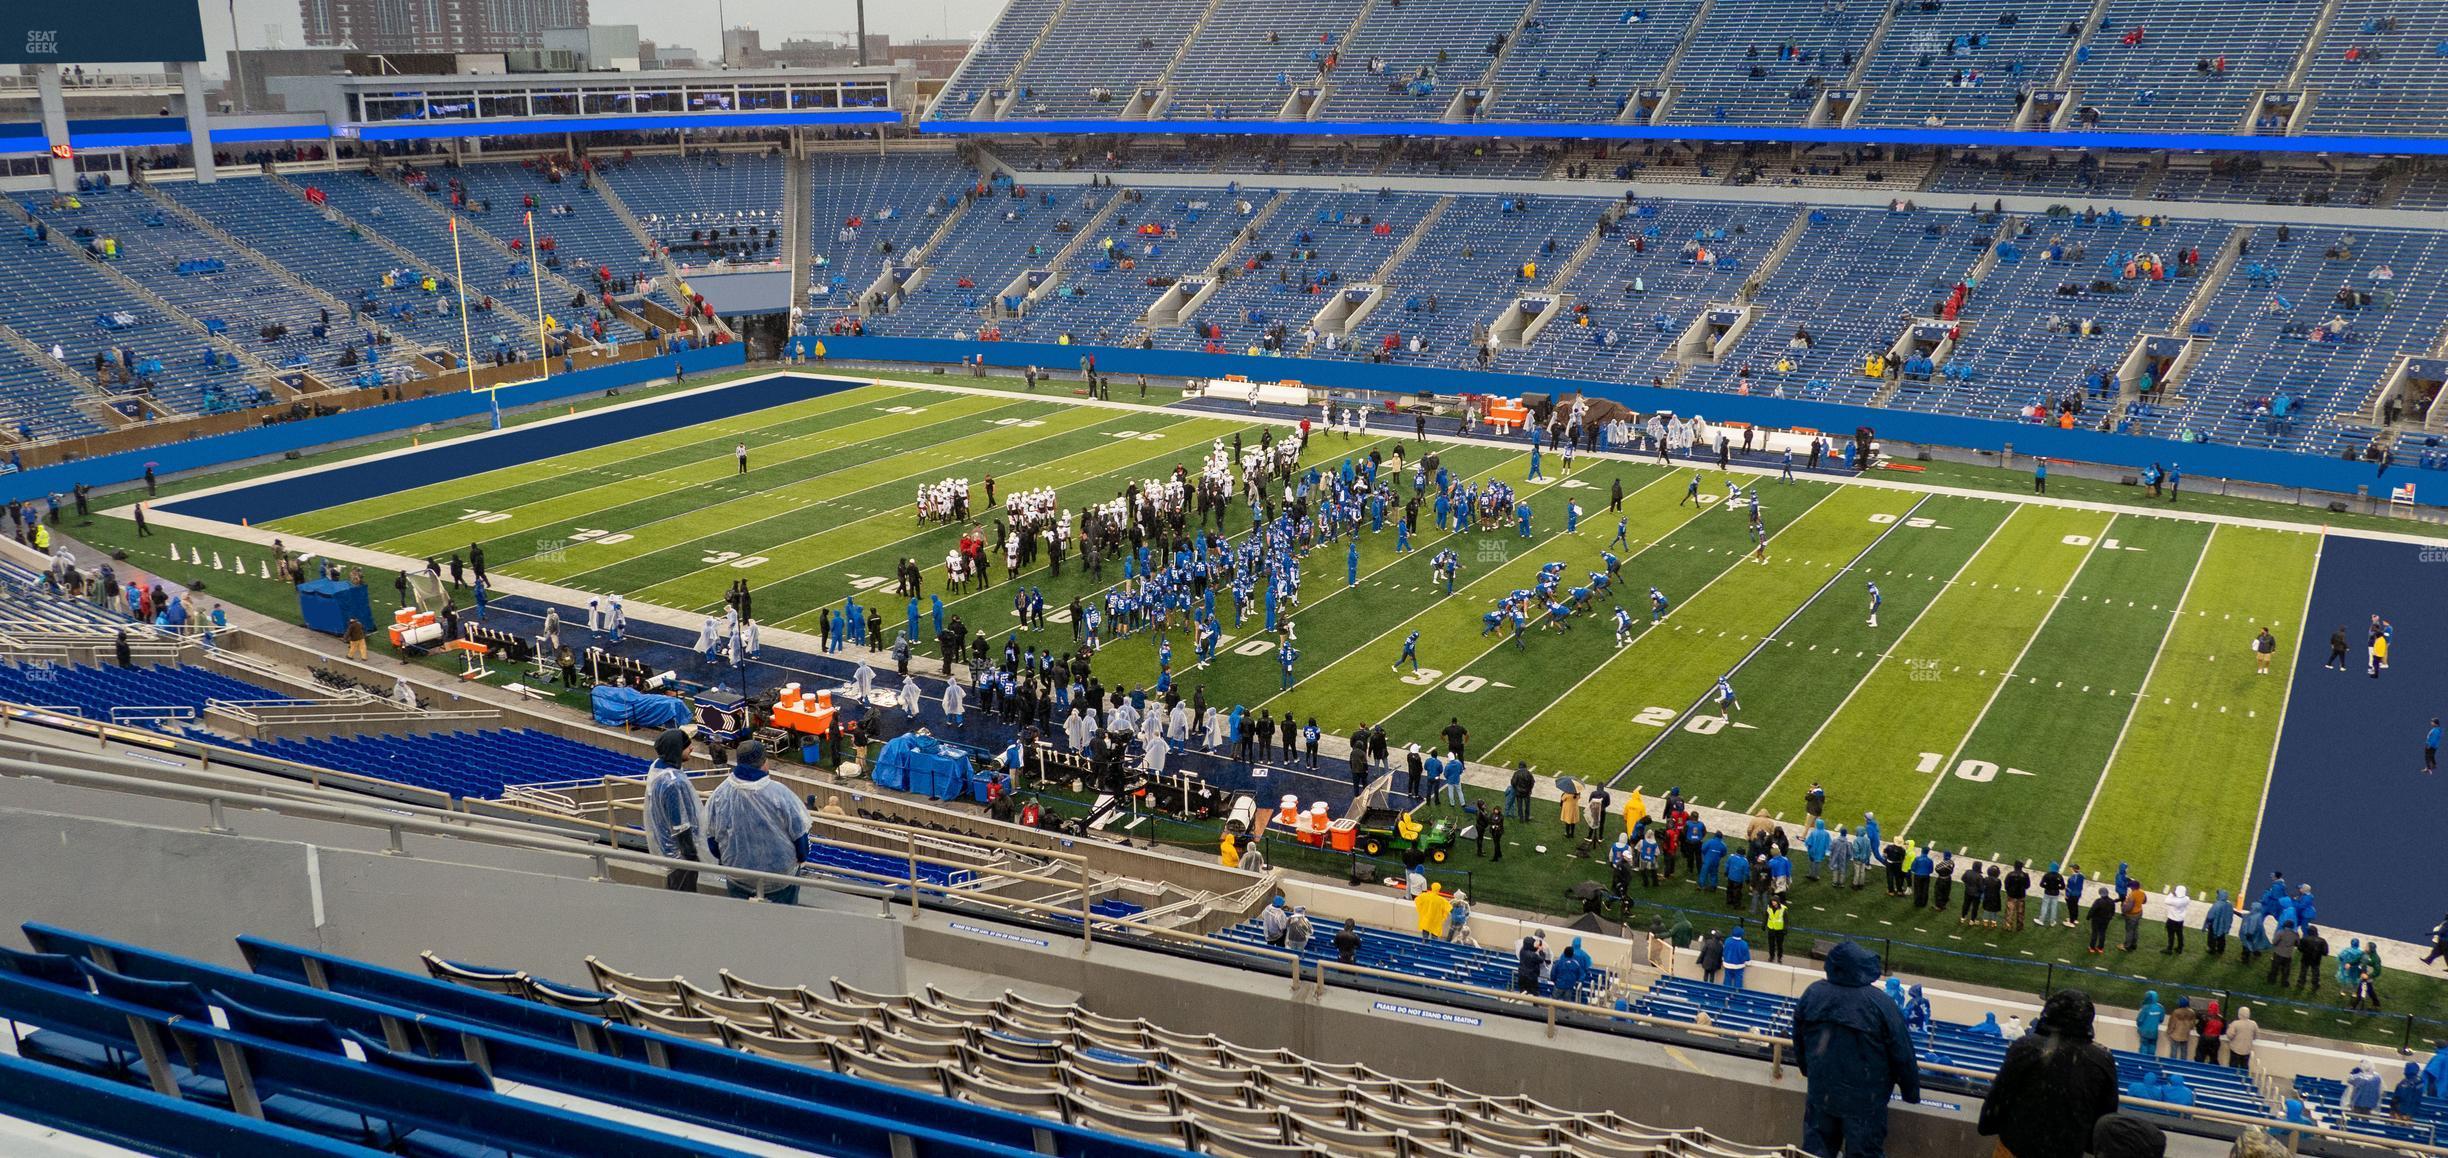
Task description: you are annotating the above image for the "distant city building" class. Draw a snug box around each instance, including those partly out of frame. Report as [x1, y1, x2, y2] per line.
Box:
[298, 0, 590, 54]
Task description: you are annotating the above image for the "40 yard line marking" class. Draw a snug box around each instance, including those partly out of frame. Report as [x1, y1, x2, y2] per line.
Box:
[740, 413, 1226, 622]
[2057, 521, 2215, 874]
[1591, 493, 1931, 790]
[1744, 506, 2018, 814]
[1896, 512, 2115, 841]
[1262, 465, 1683, 706]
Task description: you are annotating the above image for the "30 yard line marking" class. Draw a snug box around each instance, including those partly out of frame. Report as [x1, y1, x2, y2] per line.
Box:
[1591, 494, 1931, 789]
[1743, 507, 2018, 814]
[1896, 513, 2114, 839]
[2059, 522, 2216, 870]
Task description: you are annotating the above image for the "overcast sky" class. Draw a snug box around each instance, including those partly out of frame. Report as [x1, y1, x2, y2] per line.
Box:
[196, 0, 1010, 75]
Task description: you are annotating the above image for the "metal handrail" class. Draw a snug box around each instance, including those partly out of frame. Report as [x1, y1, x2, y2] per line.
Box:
[0, 713, 2418, 1152]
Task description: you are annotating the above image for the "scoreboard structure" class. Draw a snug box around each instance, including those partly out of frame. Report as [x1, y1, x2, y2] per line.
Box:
[3, 2, 208, 65]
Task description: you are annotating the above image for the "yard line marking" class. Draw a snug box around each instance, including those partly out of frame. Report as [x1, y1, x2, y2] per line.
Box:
[2059, 523, 2213, 869]
[1742, 507, 2018, 814]
[2231, 526, 2324, 899]
[1896, 513, 2115, 840]
[377, 396, 1045, 557]
[922, 445, 1532, 640]
[322, 387, 952, 541]
[1587, 494, 1932, 788]
[667, 411, 1217, 612]
[1269, 468, 1692, 711]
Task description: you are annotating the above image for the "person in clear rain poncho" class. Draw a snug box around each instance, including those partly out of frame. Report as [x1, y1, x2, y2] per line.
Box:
[703, 741, 809, 905]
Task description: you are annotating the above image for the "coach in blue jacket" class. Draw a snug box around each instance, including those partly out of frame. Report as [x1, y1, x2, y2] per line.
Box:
[1793, 941, 1919, 1157]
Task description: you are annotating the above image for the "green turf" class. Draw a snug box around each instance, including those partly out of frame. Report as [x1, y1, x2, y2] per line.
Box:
[1906, 458, 2446, 542]
[1622, 494, 2016, 814]
[2070, 525, 2320, 896]
[1754, 504, 2116, 829]
[1484, 484, 1913, 780]
[1905, 514, 2213, 864]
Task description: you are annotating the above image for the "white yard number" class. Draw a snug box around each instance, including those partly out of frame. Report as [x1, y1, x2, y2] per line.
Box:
[1401, 669, 1486, 693]
[1557, 478, 1590, 489]
[1915, 752, 2026, 781]
[1234, 638, 1275, 656]
[458, 509, 512, 524]
[1108, 430, 1164, 442]
[2062, 535, 2093, 547]
[1631, 706, 1678, 727]
[844, 575, 893, 591]
[1868, 513, 1938, 528]
[882, 405, 928, 414]
[701, 551, 770, 568]
[991, 418, 1046, 427]
[1683, 714, 1726, 735]
[570, 528, 634, 546]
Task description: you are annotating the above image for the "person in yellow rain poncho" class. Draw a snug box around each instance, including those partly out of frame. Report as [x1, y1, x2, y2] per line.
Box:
[1220, 831, 1239, 867]
[1414, 883, 1453, 941]
[1623, 787, 1649, 836]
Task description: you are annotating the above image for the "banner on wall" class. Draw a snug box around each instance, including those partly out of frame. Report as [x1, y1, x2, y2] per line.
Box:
[3, 4, 207, 65]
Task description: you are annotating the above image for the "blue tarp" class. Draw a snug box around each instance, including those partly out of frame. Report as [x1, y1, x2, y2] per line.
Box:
[590, 685, 689, 729]
[872, 734, 979, 801]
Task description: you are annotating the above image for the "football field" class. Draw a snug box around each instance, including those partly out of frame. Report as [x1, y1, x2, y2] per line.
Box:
[263, 380, 2333, 903]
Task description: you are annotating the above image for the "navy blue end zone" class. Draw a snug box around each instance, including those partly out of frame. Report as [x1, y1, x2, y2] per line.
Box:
[2250, 534, 2448, 941]
[163, 374, 866, 526]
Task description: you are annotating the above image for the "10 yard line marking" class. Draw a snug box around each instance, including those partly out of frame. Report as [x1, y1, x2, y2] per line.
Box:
[1743, 507, 2019, 814]
[383, 396, 1044, 558]
[319, 388, 946, 541]
[1590, 493, 1931, 791]
[2060, 522, 2215, 872]
[1895, 511, 2115, 840]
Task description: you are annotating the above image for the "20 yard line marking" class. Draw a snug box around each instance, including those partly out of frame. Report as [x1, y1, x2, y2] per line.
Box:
[1591, 493, 1931, 790]
[1743, 506, 2018, 814]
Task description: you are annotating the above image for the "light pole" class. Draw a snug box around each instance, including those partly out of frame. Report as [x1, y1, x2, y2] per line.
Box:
[715, 0, 729, 67]
[227, 0, 246, 111]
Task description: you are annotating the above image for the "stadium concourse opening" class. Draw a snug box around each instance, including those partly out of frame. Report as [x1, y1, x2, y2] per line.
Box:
[13, 0, 2448, 1150]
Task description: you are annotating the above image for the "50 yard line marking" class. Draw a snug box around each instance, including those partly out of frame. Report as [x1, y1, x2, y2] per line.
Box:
[1895, 513, 2115, 841]
[2058, 522, 2216, 874]
[925, 446, 1536, 654]
[1743, 505, 2018, 814]
[1587, 493, 1931, 790]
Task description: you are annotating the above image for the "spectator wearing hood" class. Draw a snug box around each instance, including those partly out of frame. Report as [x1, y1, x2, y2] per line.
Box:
[2134, 990, 2165, 1055]
[2268, 919, 2300, 986]
[1804, 819, 1831, 880]
[1698, 929, 1725, 984]
[2224, 1006, 2258, 1069]
[1792, 940, 1919, 1158]
[1552, 937, 1594, 1000]
[1261, 895, 1291, 945]
[1979, 989, 2120, 1158]
[1903, 985, 1931, 1035]
[1514, 932, 1551, 993]
[2091, 1114, 2167, 1158]
[2421, 1040, 2448, 1097]
[2203, 889, 2236, 956]
[2344, 1063, 2385, 1116]
[2164, 997, 2195, 1058]
[2394, 1061, 2427, 1120]
[1415, 883, 1453, 940]
[702, 742, 808, 905]
[2193, 1000, 2225, 1065]
[1908, 845, 1933, 907]
[1722, 926, 1753, 990]
[641, 727, 705, 892]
